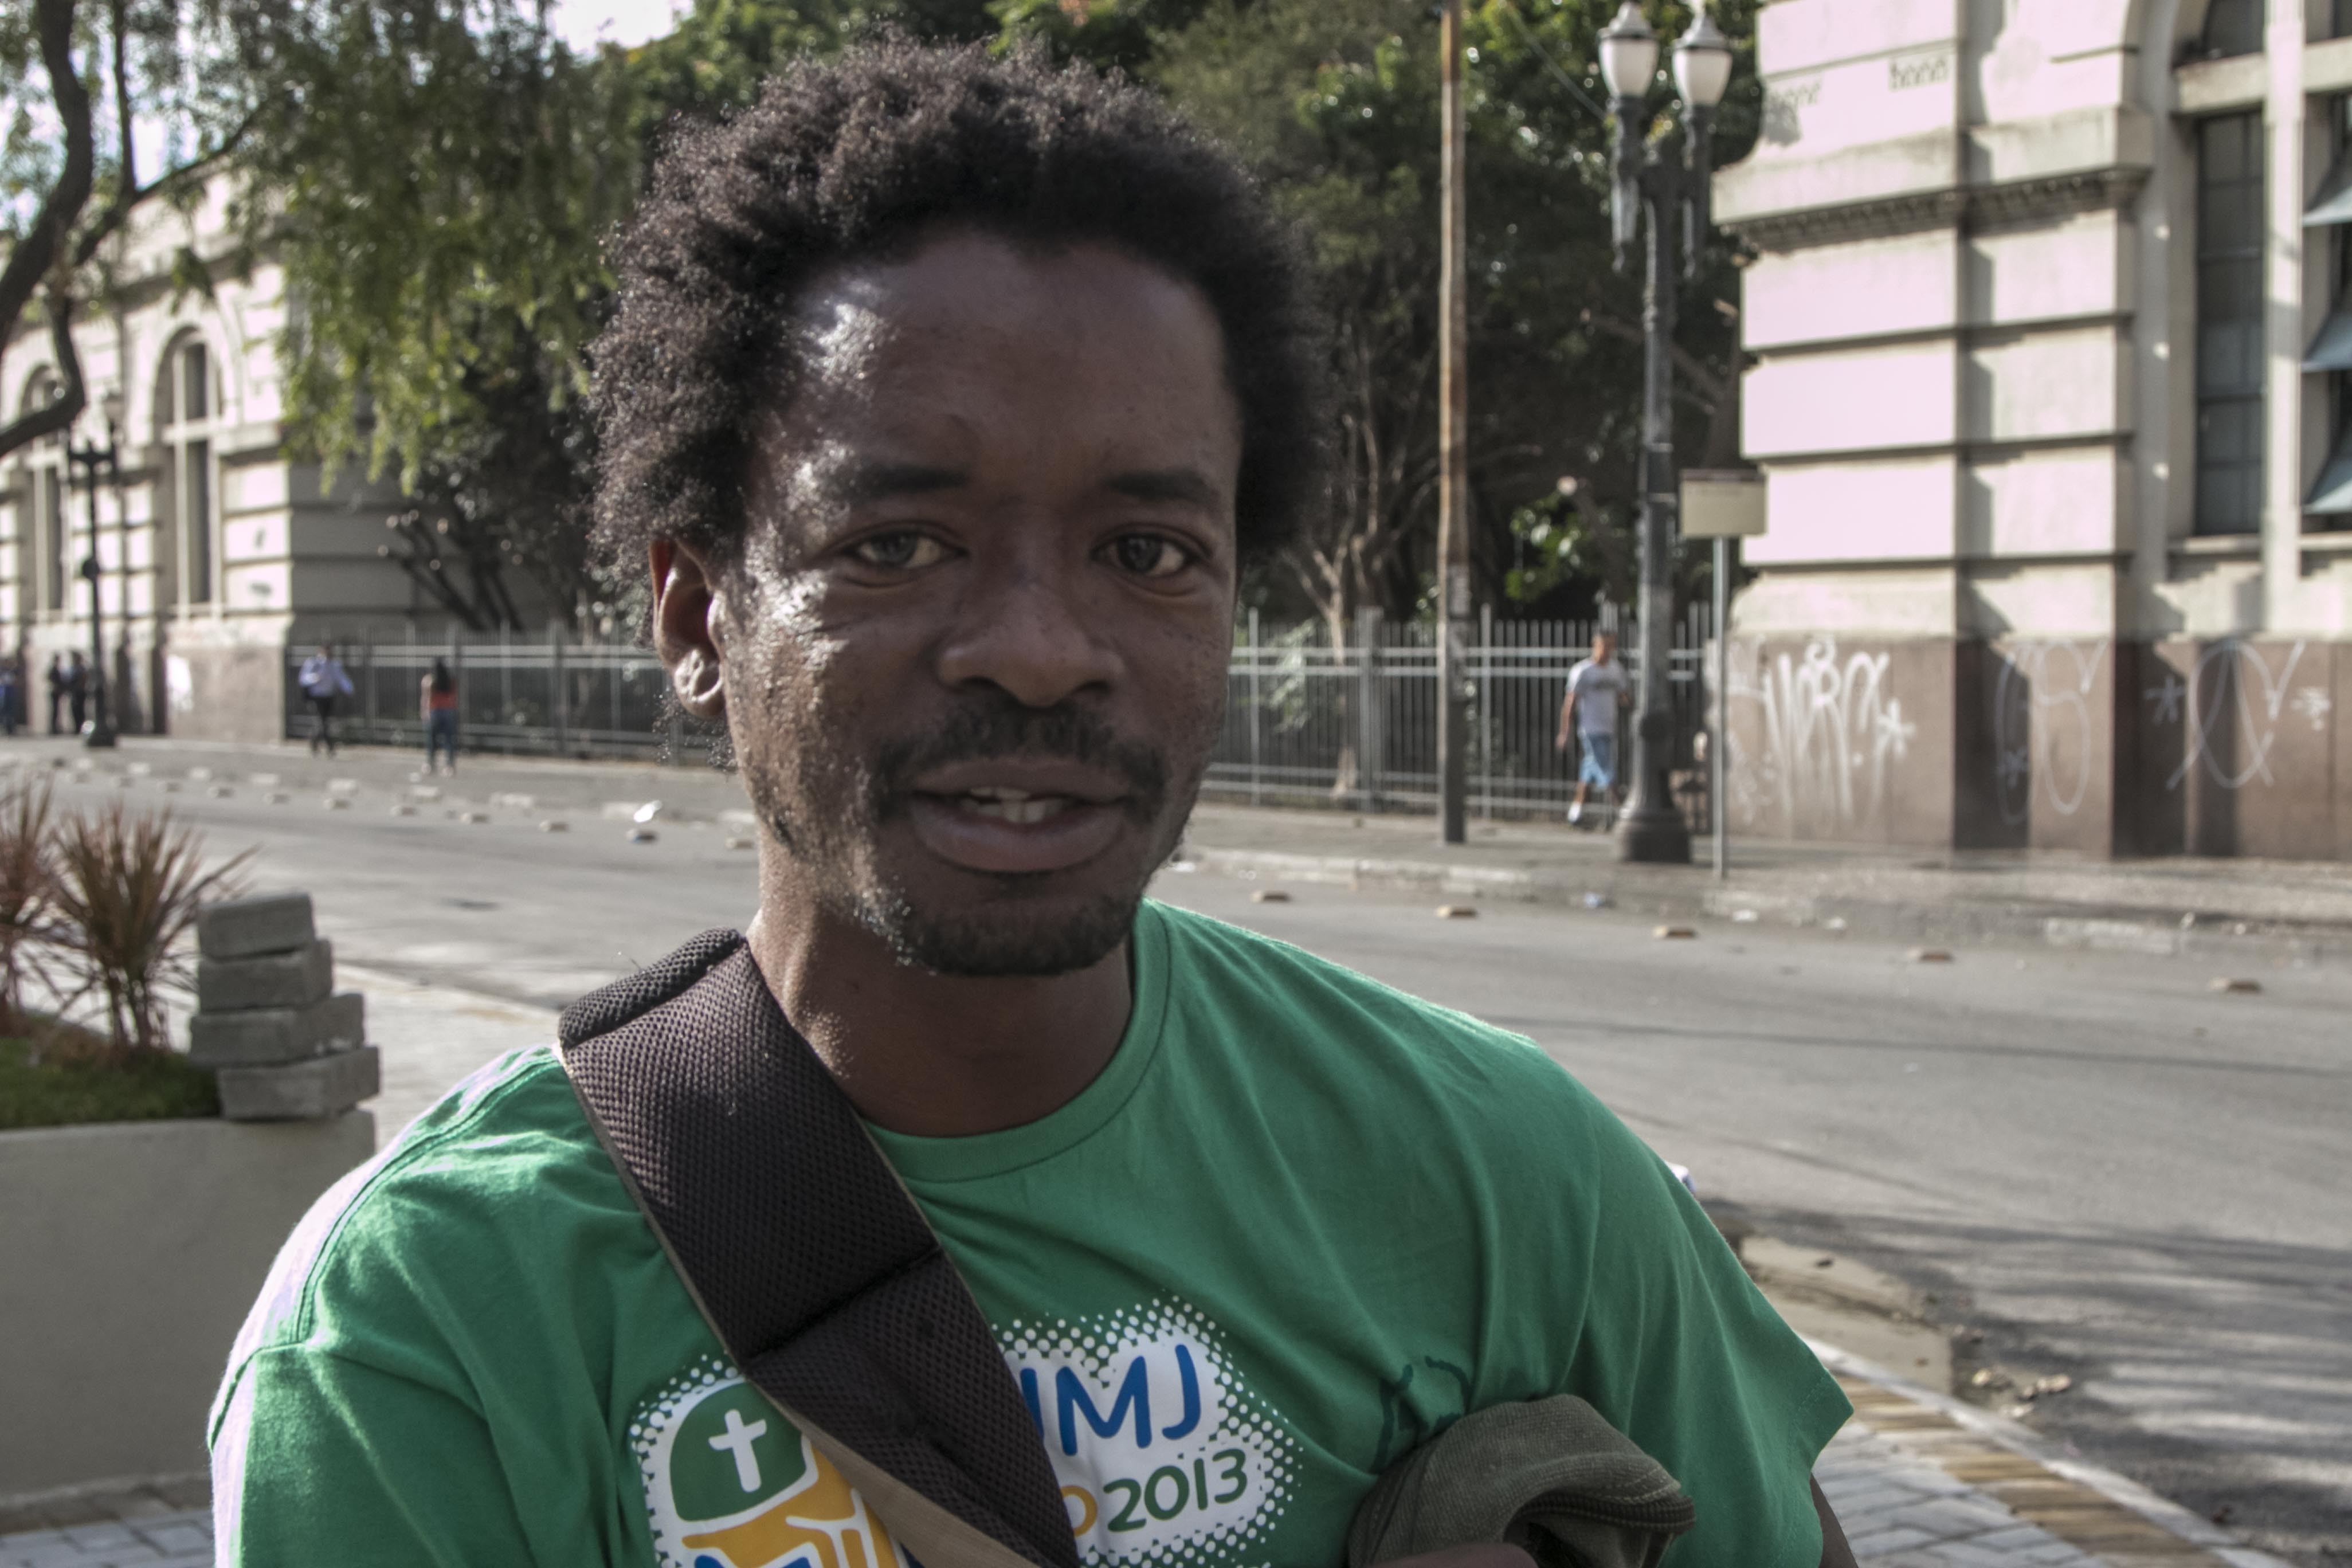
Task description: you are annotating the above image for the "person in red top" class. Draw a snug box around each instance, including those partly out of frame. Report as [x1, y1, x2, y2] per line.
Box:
[420, 657, 458, 775]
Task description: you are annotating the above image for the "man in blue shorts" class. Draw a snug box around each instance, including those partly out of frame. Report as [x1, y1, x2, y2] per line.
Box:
[1557, 630, 1632, 825]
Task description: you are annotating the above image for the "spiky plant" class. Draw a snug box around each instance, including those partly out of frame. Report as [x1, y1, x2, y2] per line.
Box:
[48, 802, 251, 1054]
[0, 777, 65, 1051]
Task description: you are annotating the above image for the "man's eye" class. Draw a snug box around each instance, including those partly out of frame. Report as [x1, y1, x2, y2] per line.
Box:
[848, 532, 947, 571]
[1106, 534, 1193, 579]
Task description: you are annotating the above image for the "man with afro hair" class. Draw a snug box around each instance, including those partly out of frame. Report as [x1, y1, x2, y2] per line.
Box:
[211, 39, 1853, 1568]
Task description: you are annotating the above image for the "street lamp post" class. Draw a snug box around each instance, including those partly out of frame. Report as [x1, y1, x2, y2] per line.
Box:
[65, 388, 125, 750]
[1599, 1, 1732, 864]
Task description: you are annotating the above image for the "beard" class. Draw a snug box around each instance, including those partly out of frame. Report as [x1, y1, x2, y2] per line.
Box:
[746, 689, 1198, 978]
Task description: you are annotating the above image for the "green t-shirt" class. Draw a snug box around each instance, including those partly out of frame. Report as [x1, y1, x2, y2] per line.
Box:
[210, 900, 1848, 1568]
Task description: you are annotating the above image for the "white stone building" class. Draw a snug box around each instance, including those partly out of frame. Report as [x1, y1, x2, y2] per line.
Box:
[1716, 0, 2352, 859]
[0, 183, 462, 742]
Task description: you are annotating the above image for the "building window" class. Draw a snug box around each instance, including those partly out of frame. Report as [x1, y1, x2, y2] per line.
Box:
[159, 337, 217, 607]
[17, 374, 68, 614]
[2307, 98, 2352, 525]
[2196, 112, 2266, 536]
[2198, 0, 2262, 58]
[41, 467, 64, 611]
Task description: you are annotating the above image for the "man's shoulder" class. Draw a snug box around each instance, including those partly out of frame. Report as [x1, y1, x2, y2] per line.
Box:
[212, 1044, 621, 1401]
[1147, 900, 1601, 1126]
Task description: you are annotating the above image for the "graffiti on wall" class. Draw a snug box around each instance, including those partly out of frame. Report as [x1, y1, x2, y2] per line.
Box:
[1726, 638, 1917, 829]
[1991, 639, 2110, 824]
[2148, 640, 2330, 791]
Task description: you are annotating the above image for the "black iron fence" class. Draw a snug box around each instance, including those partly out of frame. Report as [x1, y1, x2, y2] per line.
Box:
[289, 611, 1714, 819]
[1214, 608, 1711, 817]
[285, 632, 680, 759]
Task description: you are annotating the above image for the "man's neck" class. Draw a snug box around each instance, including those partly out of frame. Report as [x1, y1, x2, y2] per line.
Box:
[743, 882, 1134, 1139]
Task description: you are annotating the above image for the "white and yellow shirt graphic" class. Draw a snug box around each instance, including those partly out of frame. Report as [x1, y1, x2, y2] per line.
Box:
[635, 1300, 1295, 1568]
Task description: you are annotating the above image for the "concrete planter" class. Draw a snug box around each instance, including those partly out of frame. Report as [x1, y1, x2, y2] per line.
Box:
[0, 1111, 373, 1495]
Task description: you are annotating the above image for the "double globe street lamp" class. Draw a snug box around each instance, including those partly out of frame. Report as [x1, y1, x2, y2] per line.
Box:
[64, 387, 125, 749]
[1596, 1, 1732, 864]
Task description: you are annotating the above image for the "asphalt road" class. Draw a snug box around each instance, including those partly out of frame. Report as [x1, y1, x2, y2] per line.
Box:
[28, 740, 2348, 1566]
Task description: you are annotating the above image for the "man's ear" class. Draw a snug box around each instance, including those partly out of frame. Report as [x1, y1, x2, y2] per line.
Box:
[651, 538, 726, 720]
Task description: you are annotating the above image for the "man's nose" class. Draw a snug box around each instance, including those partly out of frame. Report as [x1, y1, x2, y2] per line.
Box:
[934, 552, 1123, 708]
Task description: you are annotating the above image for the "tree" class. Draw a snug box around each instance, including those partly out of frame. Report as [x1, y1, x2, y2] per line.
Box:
[211, 0, 640, 630]
[0, 0, 258, 462]
[225, 0, 1003, 632]
[1145, 0, 1759, 634]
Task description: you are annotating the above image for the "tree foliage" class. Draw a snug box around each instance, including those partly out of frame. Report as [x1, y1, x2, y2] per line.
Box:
[217, 1, 640, 629]
[0, 0, 258, 462]
[4, 0, 1763, 634]
[1146, 0, 1759, 630]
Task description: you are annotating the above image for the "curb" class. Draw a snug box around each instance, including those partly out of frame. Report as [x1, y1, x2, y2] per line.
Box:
[1178, 844, 2352, 966]
[1806, 1338, 2297, 1568]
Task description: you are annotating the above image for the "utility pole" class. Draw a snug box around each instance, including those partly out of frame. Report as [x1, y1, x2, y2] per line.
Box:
[1434, 0, 1471, 845]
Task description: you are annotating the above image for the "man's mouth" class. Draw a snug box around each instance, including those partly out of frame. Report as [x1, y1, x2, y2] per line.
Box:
[957, 785, 1080, 826]
[900, 764, 1140, 876]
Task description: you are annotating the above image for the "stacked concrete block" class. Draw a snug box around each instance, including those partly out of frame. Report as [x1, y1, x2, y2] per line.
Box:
[190, 893, 379, 1121]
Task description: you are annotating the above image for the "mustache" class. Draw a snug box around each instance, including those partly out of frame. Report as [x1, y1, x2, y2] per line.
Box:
[865, 695, 1171, 817]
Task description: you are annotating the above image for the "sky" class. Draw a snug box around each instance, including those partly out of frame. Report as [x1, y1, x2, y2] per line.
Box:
[546, 0, 689, 52]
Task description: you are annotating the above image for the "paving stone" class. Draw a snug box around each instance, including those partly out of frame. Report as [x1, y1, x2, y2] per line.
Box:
[0, 1532, 71, 1568]
[127, 1524, 203, 1556]
[144, 1484, 205, 1515]
[189, 991, 363, 1067]
[1974, 1524, 2076, 1552]
[54, 1528, 128, 1551]
[195, 892, 314, 960]
[1849, 1526, 1938, 1556]
[1929, 1545, 2052, 1568]
[1894, 1496, 2029, 1538]
[196, 939, 334, 1013]
[217, 1043, 378, 1119]
[1, 1538, 135, 1568]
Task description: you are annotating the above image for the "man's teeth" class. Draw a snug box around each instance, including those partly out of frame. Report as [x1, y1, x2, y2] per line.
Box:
[963, 787, 1073, 825]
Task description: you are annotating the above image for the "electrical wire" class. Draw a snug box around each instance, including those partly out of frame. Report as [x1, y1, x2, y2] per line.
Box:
[1496, 1, 1613, 125]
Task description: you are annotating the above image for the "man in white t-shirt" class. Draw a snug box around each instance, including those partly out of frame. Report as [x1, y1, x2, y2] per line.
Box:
[1555, 630, 1631, 826]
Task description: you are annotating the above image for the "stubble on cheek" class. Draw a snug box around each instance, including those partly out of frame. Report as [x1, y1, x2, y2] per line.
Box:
[721, 562, 870, 870]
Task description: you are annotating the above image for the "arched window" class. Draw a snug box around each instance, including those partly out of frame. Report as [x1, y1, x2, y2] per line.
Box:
[15, 372, 68, 616]
[156, 334, 218, 608]
[2200, 0, 2262, 59]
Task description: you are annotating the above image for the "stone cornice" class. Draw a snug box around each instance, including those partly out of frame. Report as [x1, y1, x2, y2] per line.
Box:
[1728, 166, 2151, 252]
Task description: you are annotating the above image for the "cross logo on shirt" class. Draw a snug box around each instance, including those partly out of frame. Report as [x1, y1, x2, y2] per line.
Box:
[708, 1406, 770, 1492]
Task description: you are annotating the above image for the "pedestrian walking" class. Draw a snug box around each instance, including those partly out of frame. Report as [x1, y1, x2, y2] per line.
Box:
[214, 46, 1857, 1568]
[420, 657, 459, 775]
[0, 659, 20, 738]
[65, 651, 88, 735]
[297, 643, 354, 756]
[43, 655, 64, 735]
[1555, 629, 1632, 827]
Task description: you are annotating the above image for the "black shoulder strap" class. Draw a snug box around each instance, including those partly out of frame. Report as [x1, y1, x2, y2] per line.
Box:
[559, 931, 1080, 1568]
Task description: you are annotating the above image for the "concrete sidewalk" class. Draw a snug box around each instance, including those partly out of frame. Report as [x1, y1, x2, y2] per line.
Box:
[1176, 801, 2352, 965]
